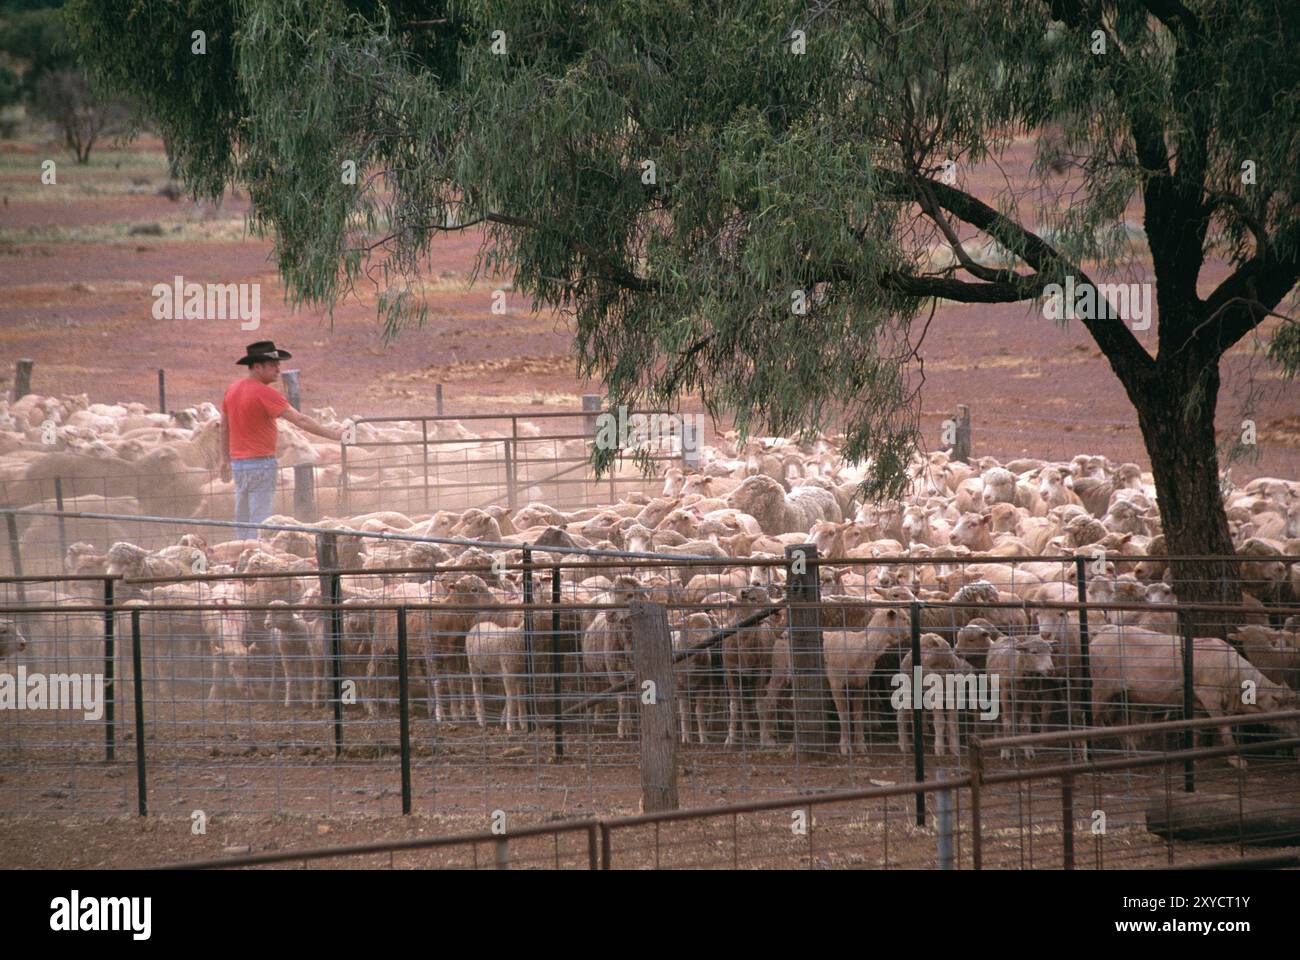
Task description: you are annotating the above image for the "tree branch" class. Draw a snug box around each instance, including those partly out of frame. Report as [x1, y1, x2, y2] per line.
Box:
[883, 169, 1158, 385]
[1202, 240, 1300, 354]
[484, 212, 656, 292]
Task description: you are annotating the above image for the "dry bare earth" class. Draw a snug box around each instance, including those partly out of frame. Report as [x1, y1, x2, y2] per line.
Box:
[0, 136, 1296, 478]
[4, 754, 1295, 869]
[3, 132, 1299, 870]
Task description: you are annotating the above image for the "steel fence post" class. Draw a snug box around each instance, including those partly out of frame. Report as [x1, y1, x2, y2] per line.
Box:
[911, 600, 924, 826]
[1075, 555, 1093, 731]
[522, 547, 536, 730]
[969, 737, 984, 870]
[131, 609, 147, 816]
[104, 577, 115, 762]
[1061, 771, 1075, 869]
[316, 532, 344, 757]
[552, 564, 563, 760]
[397, 606, 412, 815]
[1181, 612, 1195, 793]
[937, 772, 955, 869]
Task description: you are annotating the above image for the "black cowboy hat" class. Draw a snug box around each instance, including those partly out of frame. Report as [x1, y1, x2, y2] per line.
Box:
[235, 340, 293, 365]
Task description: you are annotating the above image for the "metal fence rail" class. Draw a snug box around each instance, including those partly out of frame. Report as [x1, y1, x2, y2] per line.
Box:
[0, 403, 701, 575]
[3, 539, 1298, 831]
[340, 409, 690, 515]
[163, 711, 1300, 869]
[164, 817, 602, 871]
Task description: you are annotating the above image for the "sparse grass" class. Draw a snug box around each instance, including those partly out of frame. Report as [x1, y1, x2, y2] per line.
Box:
[0, 134, 175, 201]
[0, 216, 252, 247]
[0, 146, 166, 175]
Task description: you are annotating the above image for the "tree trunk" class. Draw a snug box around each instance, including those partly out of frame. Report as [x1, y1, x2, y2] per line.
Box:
[1133, 360, 1242, 642]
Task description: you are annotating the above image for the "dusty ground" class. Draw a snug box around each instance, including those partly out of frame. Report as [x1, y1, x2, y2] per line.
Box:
[4, 680, 1298, 869]
[2, 133, 1298, 868]
[1, 135, 1297, 478]
[3, 742, 1293, 869]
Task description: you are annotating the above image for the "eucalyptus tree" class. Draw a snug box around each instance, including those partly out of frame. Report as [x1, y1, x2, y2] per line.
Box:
[68, 0, 1299, 619]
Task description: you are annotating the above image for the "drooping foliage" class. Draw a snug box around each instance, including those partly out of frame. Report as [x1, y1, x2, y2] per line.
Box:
[66, 1, 1299, 513]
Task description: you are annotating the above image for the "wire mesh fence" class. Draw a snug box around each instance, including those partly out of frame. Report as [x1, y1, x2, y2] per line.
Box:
[3, 519, 1298, 861]
[339, 410, 690, 516]
[173, 713, 1300, 869]
[0, 406, 694, 576]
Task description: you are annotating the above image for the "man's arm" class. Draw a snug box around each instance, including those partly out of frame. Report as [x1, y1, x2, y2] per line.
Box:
[278, 406, 345, 442]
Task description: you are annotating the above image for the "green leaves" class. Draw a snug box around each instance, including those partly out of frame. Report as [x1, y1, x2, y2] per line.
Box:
[64, 0, 1300, 504]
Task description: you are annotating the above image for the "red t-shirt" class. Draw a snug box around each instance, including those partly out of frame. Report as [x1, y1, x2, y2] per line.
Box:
[222, 378, 289, 459]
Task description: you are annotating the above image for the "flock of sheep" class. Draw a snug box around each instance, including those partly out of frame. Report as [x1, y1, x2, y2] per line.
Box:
[3, 389, 1300, 761]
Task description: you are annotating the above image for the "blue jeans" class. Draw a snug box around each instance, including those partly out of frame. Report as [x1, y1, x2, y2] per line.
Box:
[232, 457, 278, 540]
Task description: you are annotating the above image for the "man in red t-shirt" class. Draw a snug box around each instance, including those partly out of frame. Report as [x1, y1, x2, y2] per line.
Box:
[221, 341, 344, 538]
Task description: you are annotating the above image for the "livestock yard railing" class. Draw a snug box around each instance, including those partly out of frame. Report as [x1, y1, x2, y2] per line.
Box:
[340, 408, 694, 516]
[164, 712, 1300, 869]
[0, 405, 697, 570]
[3, 531, 1298, 844]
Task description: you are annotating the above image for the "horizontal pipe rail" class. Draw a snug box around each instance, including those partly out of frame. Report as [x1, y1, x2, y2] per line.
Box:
[980, 708, 1300, 751]
[1160, 853, 1300, 870]
[165, 776, 970, 870]
[163, 819, 603, 870]
[561, 604, 783, 717]
[6, 594, 1297, 617]
[978, 735, 1300, 787]
[351, 408, 675, 424]
[346, 433, 681, 446]
[4, 598, 1298, 617]
[4, 509, 1297, 570]
[602, 774, 974, 830]
[0, 508, 701, 563]
[144, 711, 1299, 871]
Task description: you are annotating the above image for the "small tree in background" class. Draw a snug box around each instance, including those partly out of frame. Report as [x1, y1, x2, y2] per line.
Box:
[0, 3, 127, 160]
[31, 64, 123, 162]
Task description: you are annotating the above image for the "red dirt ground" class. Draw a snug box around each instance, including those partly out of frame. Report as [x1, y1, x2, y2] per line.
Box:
[2, 134, 1298, 869]
[1, 136, 1296, 478]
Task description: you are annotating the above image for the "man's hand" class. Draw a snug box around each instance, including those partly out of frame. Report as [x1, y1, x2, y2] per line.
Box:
[219, 461, 232, 483]
[279, 406, 348, 443]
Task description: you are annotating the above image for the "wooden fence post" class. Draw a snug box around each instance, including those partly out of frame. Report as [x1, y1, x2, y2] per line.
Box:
[54, 476, 68, 567]
[785, 544, 831, 755]
[13, 358, 33, 402]
[680, 412, 701, 469]
[953, 404, 971, 463]
[4, 510, 24, 602]
[581, 394, 602, 439]
[281, 369, 317, 522]
[157, 369, 166, 414]
[628, 599, 679, 812]
[435, 383, 444, 415]
[582, 394, 602, 502]
[316, 532, 344, 756]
